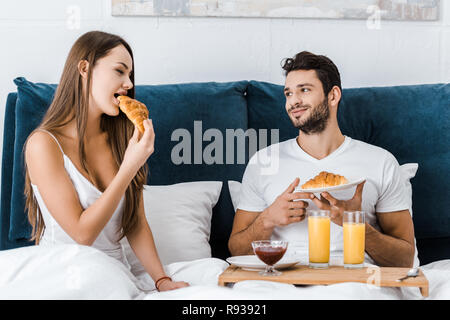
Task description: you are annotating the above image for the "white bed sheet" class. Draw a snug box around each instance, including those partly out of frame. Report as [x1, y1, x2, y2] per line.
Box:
[0, 244, 449, 300]
[0, 244, 145, 299]
[146, 257, 450, 300]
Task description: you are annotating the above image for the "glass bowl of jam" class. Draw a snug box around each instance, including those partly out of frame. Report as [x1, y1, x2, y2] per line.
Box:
[252, 240, 288, 276]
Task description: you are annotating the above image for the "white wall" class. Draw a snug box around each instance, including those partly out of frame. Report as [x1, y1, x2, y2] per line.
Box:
[0, 0, 449, 180]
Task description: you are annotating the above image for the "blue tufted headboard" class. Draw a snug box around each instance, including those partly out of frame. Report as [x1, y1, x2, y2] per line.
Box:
[1, 77, 449, 265]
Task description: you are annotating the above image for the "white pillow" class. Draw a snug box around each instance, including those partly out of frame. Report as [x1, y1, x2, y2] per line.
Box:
[228, 180, 242, 213]
[399, 163, 420, 267]
[399, 163, 418, 218]
[228, 163, 420, 267]
[120, 181, 223, 274]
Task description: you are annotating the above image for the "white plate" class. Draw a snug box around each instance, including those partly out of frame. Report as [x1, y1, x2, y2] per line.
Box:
[226, 255, 300, 271]
[295, 178, 366, 194]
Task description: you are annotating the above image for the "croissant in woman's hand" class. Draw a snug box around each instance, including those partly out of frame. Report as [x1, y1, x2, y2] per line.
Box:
[118, 96, 149, 134]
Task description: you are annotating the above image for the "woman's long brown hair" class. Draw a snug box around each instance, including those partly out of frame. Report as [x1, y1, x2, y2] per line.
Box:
[24, 31, 148, 244]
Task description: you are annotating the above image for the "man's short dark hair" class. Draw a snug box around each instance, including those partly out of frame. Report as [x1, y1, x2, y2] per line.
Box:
[282, 51, 342, 96]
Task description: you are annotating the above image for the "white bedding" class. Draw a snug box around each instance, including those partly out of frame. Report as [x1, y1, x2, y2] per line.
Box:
[0, 244, 449, 300]
[0, 244, 145, 299]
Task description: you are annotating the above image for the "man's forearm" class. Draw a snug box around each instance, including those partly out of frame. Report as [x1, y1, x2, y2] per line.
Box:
[365, 223, 415, 267]
[228, 212, 274, 256]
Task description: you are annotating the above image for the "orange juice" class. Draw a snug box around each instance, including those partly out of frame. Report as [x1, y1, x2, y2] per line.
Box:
[343, 222, 365, 265]
[308, 216, 330, 265]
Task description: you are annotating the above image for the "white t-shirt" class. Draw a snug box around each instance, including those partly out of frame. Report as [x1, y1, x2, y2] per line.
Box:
[238, 136, 410, 264]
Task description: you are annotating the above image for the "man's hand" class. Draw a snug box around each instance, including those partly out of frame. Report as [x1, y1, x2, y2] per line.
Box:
[261, 177, 310, 229]
[309, 181, 366, 226]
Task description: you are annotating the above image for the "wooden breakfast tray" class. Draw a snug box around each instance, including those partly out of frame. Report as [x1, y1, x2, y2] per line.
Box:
[218, 265, 429, 297]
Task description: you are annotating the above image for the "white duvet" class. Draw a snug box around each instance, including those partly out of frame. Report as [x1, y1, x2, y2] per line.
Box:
[0, 244, 449, 300]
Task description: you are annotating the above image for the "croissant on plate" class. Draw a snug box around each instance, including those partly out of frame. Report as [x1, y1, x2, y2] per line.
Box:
[301, 171, 348, 189]
[118, 96, 149, 134]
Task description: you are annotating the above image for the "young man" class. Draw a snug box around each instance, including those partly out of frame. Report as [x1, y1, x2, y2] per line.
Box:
[228, 51, 415, 267]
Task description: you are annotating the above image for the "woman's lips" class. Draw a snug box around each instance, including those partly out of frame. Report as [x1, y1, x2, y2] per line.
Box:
[113, 94, 120, 106]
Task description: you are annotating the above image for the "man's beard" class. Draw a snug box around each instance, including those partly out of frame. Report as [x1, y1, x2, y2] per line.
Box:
[289, 98, 330, 135]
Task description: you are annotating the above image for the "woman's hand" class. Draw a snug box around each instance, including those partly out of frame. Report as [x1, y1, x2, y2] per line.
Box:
[309, 181, 366, 226]
[122, 119, 155, 173]
[157, 279, 190, 292]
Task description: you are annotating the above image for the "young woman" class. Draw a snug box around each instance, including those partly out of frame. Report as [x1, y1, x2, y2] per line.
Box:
[24, 31, 189, 292]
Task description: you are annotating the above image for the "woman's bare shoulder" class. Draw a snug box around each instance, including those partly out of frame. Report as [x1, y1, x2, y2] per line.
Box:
[25, 130, 64, 167]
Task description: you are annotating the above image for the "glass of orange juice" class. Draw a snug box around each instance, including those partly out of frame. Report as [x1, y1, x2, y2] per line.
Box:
[308, 210, 330, 269]
[343, 211, 366, 269]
